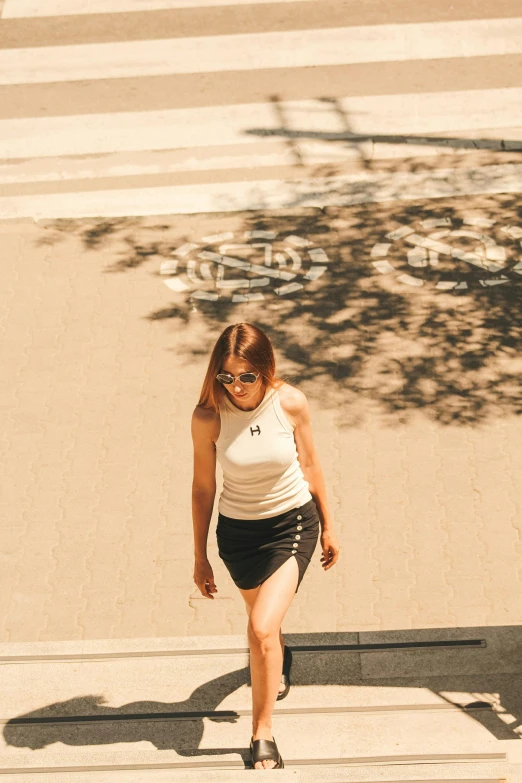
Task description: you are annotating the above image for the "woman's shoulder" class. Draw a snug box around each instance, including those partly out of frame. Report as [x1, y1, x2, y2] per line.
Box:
[275, 381, 308, 420]
[192, 403, 220, 421]
[192, 404, 220, 441]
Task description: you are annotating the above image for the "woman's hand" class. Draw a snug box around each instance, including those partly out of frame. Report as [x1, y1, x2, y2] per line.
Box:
[194, 557, 218, 599]
[320, 530, 341, 570]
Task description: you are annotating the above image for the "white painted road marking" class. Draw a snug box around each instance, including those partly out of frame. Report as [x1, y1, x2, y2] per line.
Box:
[164, 277, 188, 292]
[172, 242, 199, 257]
[397, 273, 424, 287]
[1, 18, 522, 85]
[370, 216, 522, 290]
[2, 88, 521, 161]
[371, 243, 391, 257]
[308, 249, 330, 264]
[1, 163, 520, 220]
[163, 232, 330, 303]
[386, 226, 415, 240]
[373, 261, 396, 274]
[1, 4, 521, 221]
[2, 0, 321, 18]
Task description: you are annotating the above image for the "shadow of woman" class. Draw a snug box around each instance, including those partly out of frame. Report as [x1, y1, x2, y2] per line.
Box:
[4, 665, 250, 762]
[5, 631, 522, 764]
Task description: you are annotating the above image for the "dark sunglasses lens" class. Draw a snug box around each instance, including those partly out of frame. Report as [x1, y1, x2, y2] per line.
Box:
[216, 374, 234, 384]
[239, 373, 257, 384]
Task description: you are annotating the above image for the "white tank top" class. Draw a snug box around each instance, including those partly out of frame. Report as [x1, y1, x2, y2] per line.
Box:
[216, 385, 312, 519]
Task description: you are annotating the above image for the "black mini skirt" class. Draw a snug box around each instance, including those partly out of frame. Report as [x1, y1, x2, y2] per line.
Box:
[216, 498, 320, 592]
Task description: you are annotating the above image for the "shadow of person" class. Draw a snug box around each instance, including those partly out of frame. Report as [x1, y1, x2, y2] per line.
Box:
[285, 626, 522, 744]
[5, 626, 522, 764]
[4, 666, 250, 762]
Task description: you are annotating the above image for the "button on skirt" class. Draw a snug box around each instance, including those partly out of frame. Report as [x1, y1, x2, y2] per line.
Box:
[216, 498, 320, 592]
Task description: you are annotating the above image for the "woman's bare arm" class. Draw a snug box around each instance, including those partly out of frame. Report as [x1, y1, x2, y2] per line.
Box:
[285, 389, 333, 533]
[279, 383, 334, 529]
[191, 406, 219, 561]
[279, 384, 340, 570]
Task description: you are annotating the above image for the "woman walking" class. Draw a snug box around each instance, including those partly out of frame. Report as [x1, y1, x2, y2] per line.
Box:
[192, 322, 340, 770]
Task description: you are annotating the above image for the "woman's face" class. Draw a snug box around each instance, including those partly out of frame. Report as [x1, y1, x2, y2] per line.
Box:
[220, 355, 264, 403]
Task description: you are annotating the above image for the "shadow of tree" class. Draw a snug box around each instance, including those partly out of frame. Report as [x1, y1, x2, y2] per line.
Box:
[37, 185, 522, 427]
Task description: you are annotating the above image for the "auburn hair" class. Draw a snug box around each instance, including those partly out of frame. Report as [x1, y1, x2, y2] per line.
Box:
[198, 323, 282, 412]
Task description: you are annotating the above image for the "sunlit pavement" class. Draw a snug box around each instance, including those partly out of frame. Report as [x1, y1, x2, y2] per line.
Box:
[1, 5, 522, 779]
[2, 212, 522, 777]
[1, 187, 521, 644]
[0, 0, 521, 665]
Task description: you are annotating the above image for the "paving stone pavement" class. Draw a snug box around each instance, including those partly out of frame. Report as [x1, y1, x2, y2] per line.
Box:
[1, 194, 522, 644]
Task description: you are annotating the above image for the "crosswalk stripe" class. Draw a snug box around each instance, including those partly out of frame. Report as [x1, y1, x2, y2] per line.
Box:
[1, 88, 521, 161]
[0, 145, 292, 184]
[3, 2, 518, 52]
[2, 0, 320, 19]
[1, 163, 520, 220]
[2, 55, 520, 121]
[3, 127, 519, 188]
[0, 2, 520, 220]
[0, 0, 364, 49]
[1, 18, 522, 85]
[2, 129, 520, 190]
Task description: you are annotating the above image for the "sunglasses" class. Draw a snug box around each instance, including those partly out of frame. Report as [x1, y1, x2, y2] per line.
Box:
[216, 371, 260, 385]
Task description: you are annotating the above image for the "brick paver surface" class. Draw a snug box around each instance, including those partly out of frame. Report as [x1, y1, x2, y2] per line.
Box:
[1, 196, 521, 642]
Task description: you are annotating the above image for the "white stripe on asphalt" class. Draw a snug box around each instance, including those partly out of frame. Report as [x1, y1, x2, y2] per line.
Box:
[2, 0, 320, 18]
[0, 146, 289, 184]
[1, 88, 521, 160]
[0, 164, 520, 219]
[1, 18, 521, 85]
[0, 143, 365, 184]
[1, 129, 520, 186]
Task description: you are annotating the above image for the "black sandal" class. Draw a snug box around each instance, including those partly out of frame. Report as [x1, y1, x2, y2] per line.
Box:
[276, 644, 292, 701]
[250, 735, 284, 769]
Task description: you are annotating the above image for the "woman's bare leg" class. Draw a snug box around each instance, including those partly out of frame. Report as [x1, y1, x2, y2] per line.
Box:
[239, 556, 299, 770]
[239, 586, 286, 692]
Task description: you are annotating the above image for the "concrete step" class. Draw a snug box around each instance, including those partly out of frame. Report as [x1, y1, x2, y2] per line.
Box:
[1, 630, 519, 780]
[0, 773, 513, 783]
[0, 709, 506, 763]
[0, 763, 515, 782]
